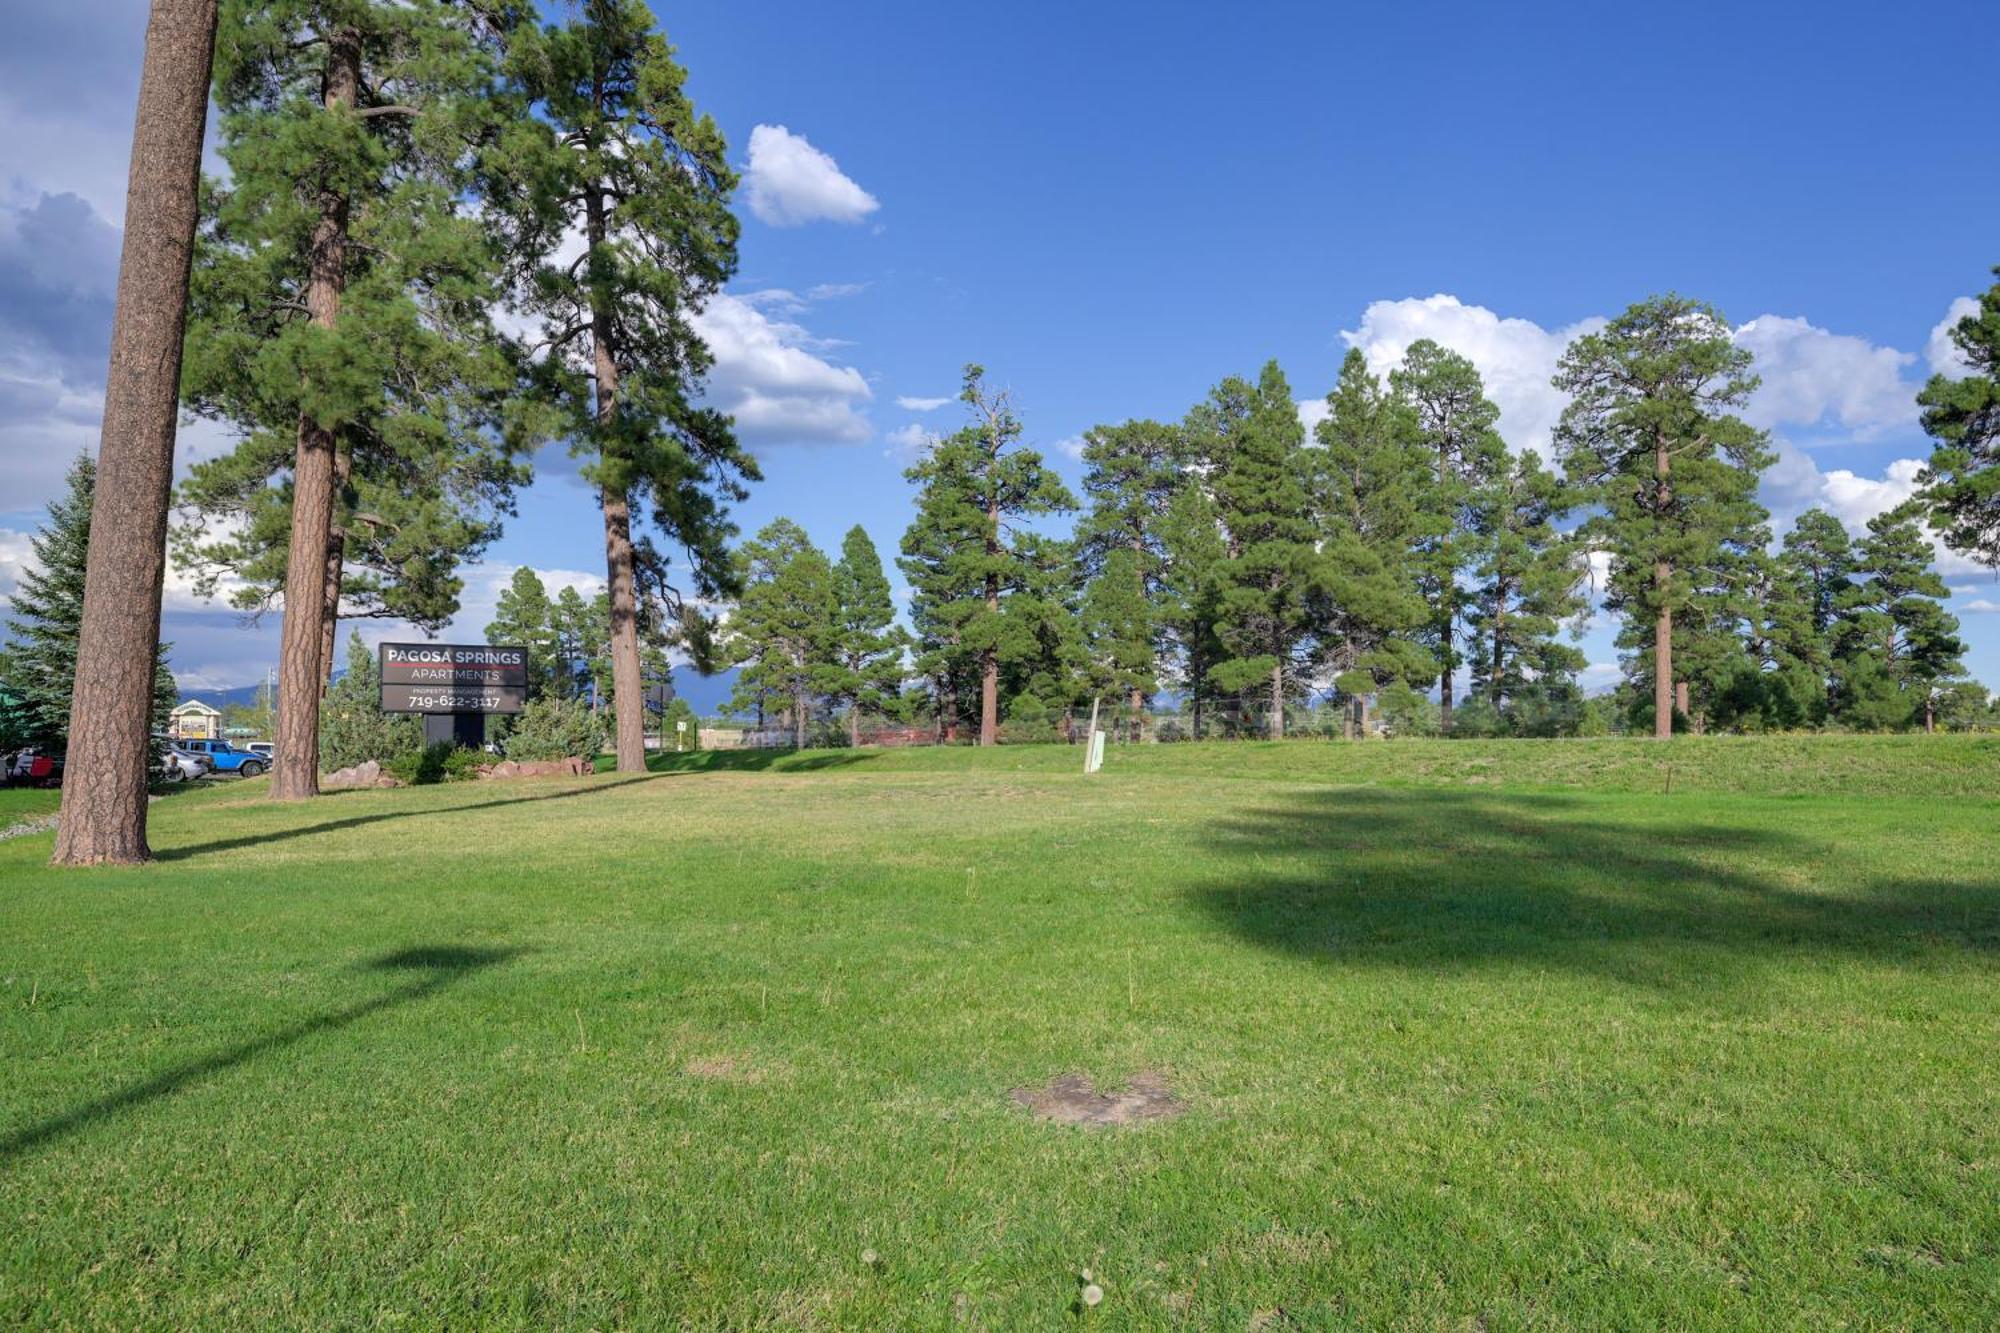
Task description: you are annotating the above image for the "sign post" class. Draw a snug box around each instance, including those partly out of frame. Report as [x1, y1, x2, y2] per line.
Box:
[378, 643, 529, 748]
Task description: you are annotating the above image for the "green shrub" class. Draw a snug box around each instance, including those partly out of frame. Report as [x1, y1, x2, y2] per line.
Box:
[506, 694, 607, 762]
[386, 742, 484, 786]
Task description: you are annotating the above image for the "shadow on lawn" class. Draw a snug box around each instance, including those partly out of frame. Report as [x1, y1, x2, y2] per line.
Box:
[0, 945, 521, 1162]
[153, 773, 663, 862]
[640, 749, 878, 775]
[1194, 788, 2000, 977]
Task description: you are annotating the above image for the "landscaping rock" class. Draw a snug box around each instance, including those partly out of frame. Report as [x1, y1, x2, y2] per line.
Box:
[322, 759, 396, 790]
[479, 756, 591, 779]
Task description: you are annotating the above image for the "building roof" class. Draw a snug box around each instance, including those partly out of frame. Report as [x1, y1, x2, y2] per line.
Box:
[170, 700, 223, 716]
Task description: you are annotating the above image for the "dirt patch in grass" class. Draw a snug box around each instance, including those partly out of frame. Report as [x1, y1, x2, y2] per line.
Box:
[683, 1054, 766, 1084]
[1011, 1071, 1184, 1127]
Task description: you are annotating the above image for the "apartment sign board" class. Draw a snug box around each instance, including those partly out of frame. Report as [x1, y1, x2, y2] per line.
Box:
[378, 643, 529, 714]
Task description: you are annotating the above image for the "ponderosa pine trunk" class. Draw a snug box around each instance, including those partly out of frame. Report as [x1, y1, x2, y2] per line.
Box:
[1438, 611, 1454, 734]
[794, 670, 806, 748]
[317, 443, 351, 691]
[270, 29, 359, 801]
[1268, 661, 1283, 740]
[52, 0, 220, 865]
[980, 486, 1000, 745]
[584, 194, 645, 775]
[1652, 440, 1674, 740]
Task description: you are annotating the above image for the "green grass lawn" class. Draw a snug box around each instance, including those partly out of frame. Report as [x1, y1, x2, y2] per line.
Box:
[3, 737, 1997, 1328]
[0, 787, 62, 832]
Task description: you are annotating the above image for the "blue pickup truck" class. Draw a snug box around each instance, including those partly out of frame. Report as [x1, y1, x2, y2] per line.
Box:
[179, 738, 269, 778]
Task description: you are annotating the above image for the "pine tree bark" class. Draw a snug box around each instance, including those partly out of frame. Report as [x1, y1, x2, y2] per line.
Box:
[317, 444, 351, 691]
[270, 29, 360, 801]
[980, 490, 1000, 746]
[1652, 440, 1674, 740]
[1268, 661, 1284, 740]
[582, 186, 646, 775]
[52, 0, 220, 865]
[1438, 611, 1454, 733]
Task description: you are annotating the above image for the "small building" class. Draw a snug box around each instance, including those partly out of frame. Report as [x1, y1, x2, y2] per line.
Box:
[168, 700, 222, 741]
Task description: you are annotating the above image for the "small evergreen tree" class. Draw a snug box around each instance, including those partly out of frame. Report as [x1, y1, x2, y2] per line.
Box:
[1466, 449, 1585, 727]
[1833, 501, 1964, 731]
[0, 457, 175, 753]
[727, 520, 837, 747]
[319, 631, 421, 769]
[484, 567, 566, 700]
[826, 525, 907, 745]
[505, 693, 607, 761]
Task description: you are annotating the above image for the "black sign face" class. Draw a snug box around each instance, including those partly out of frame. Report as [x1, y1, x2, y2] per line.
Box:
[378, 643, 529, 715]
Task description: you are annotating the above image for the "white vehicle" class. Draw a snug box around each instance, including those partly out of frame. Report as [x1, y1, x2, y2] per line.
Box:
[246, 741, 275, 759]
[158, 749, 206, 783]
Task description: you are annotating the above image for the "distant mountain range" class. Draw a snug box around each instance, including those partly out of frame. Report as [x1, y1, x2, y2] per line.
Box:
[175, 666, 742, 717]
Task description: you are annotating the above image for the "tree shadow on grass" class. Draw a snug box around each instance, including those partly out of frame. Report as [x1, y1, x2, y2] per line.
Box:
[153, 773, 664, 862]
[640, 749, 878, 775]
[0, 945, 523, 1163]
[1192, 788, 2000, 981]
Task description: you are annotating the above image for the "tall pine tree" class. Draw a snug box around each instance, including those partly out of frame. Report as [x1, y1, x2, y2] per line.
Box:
[180, 0, 534, 799]
[1311, 350, 1432, 738]
[1391, 339, 1506, 732]
[1918, 268, 2000, 566]
[1552, 295, 1771, 738]
[1200, 361, 1317, 739]
[898, 365, 1075, 746]
[501, 0, 754, 772]
[1076, 419, 1182, 735]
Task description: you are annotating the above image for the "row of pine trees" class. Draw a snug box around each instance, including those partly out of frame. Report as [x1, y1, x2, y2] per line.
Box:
[721, 291, 1994, 742]
[166, 0, 751, 795]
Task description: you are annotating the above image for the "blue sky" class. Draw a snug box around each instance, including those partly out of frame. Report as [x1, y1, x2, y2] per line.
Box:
[3, 0, 1998, 694]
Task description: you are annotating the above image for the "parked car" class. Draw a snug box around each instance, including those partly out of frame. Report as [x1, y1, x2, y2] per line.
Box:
[246, 741, 275, 759]
[177, 738, 268, 778]
[157, 749, 207, 783]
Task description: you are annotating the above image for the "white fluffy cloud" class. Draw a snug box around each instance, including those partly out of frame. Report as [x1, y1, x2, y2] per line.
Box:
[1927, 296, 1981, 379]
[1339, 294, 1604, 457]
[882, 422, 933, 460]
[1764, 441, 1991, 577]
[742, 125, 879, 227]
[895, 395, 951, 412]
[1733, 315, 1917, 439]
[1295, 398, 1330, 437]
[1338, 295, 1954, 457]
[691, 292, 872, 446]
